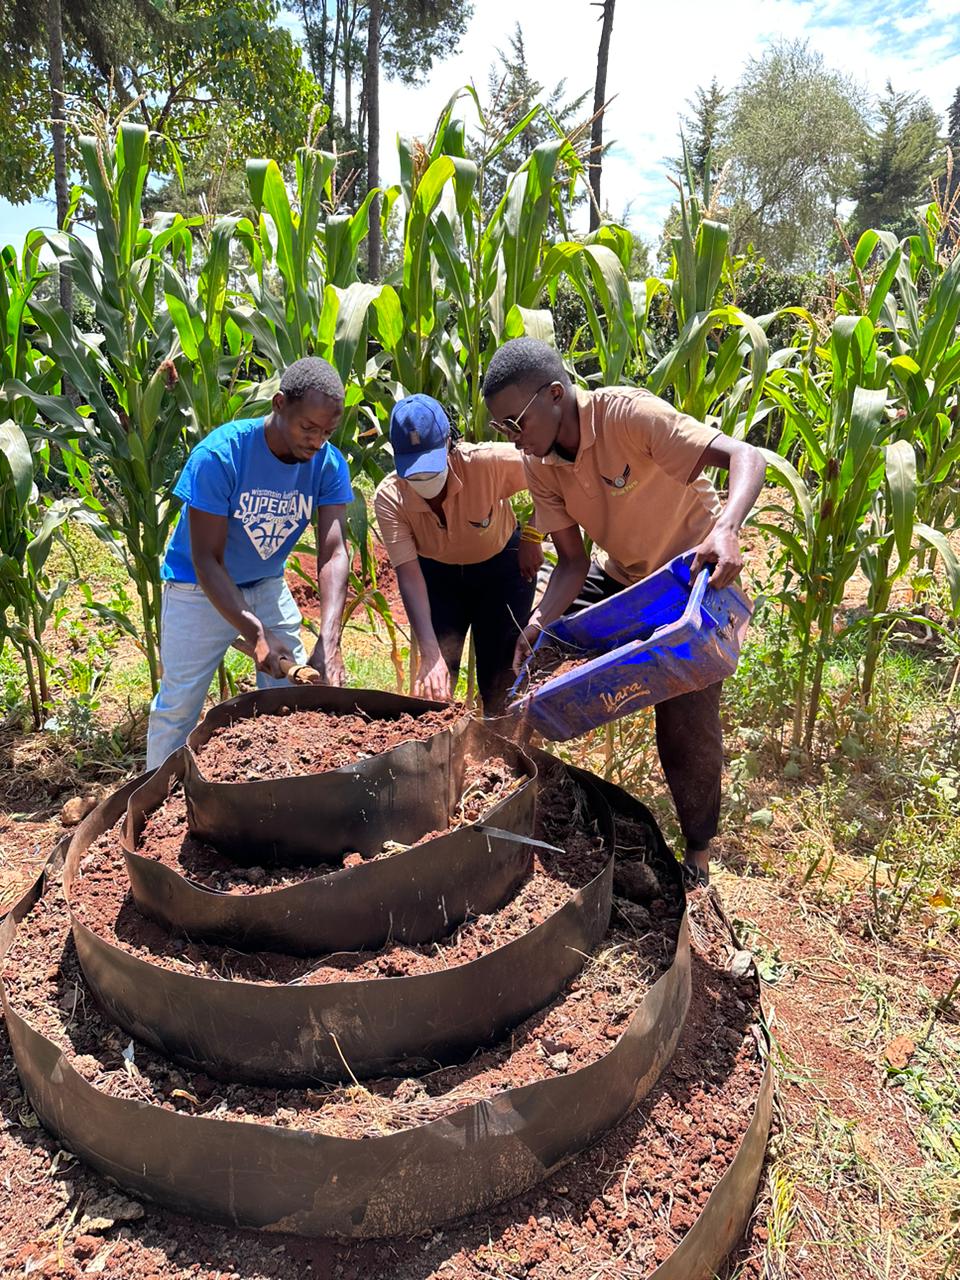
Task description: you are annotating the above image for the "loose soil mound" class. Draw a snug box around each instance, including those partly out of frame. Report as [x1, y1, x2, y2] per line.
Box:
[131, 754, 522, 895]
[69, 764, 612, 984]
[194, 705, 462, 783]
[4, 885, 677, 1133]
[1, 889, 762, 1277]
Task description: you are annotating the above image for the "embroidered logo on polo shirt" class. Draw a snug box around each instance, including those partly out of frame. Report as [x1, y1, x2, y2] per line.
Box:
[601, 463, 632, 490]
[468, 506, 494, 529]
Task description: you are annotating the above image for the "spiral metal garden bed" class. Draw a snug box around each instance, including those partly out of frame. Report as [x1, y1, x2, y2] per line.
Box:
[0, 690, 772, 1274]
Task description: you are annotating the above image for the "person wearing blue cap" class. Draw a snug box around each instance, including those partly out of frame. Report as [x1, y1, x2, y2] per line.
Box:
[373, 394, 543, 715]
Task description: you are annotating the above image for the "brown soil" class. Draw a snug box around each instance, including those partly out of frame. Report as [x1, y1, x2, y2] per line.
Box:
[4, 884, 681, 1132]
[193, 705, 462, 783]
[1, 889, 763, 1279]
[513, 636, 594, 702]
[68, 766, 614, 985]
[130, 754, 522, 895]
[288, 545, 407, 628]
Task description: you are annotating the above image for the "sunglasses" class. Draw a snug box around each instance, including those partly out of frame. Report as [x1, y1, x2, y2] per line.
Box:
[488, 382, 555, 439]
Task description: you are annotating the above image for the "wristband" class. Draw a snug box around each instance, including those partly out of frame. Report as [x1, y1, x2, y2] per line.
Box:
[520, 525, 544, 544]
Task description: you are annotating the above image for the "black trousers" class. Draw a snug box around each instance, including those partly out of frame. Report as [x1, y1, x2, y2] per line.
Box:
[570, 562, 724, 849]
[419, 529, 535, 717]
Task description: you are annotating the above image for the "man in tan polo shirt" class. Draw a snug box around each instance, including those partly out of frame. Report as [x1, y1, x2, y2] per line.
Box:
[482, 338, 766, 887]
[374, 394, 543, 715]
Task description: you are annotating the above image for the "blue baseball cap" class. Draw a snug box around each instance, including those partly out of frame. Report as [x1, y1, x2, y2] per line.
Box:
[389, 395, 450, 478]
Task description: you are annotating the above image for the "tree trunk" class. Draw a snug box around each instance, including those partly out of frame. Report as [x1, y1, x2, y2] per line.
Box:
[365, 0, 381, 278]
[589, 0, 616, 231]
[47, 0, 71, 316]
[328, 0, 343, 130]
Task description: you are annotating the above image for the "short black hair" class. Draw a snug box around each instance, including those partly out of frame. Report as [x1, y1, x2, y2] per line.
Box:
[481, 338, 568, 400]
[280, 356, 344, 403]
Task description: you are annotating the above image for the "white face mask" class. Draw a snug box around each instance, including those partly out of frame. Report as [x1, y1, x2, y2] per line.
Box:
[405, 467, 448, 499]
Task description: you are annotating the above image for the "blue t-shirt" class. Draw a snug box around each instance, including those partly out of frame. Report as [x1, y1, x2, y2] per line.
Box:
[162, 417, 354, 585]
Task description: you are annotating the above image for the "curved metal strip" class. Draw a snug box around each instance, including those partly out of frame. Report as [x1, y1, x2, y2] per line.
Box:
[183, 698, 532, 864]
[123, 750, 537, 955]
[649, 1061, 774, 1280]
[67, 846, 613, 1083]
[1, 913, 691, 1239]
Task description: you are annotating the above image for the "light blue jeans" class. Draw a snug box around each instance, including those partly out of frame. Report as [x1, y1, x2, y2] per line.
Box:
[146, 577, 307, 770]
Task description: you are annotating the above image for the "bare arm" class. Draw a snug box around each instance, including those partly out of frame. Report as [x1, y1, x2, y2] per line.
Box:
[307, 504, 350, 685]
[395, 559, 451, 701]
[188, 508, 293, 676]
[688, 436, 766, 588]
[513, 524, 590, 671]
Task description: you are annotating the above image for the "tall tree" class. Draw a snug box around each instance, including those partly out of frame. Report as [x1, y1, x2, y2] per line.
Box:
[848, 82, 941, 242]
[483, 24, 589, 215]
[949, 85, 960, 148]
[0, 1, 323, 207]
[588, 0, 615, 231]
[297, 0, 473, 219]
[680, 77, 727, 190]
[47, 0, 70, 311]
[724, 40, 865, 268]
[366, 0, 381, 277]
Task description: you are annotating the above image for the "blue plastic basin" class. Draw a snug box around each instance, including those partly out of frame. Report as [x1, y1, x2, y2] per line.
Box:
[507, 552, 753, 742]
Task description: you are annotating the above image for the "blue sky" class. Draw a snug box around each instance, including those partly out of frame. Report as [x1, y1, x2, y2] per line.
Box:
[2, 0, 959, 250]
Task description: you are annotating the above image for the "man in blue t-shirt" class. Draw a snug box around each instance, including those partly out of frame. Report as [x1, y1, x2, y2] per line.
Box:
[146, 356, 354, 768]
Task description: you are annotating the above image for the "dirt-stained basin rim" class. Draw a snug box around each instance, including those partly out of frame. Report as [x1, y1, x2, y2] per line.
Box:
[181, 689, 507, 863]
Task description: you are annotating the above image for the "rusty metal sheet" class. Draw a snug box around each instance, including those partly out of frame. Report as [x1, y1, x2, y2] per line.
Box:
[1, 908, 692, 1240]
[122, 747, 537, 955]
[183, 691, 522, 864]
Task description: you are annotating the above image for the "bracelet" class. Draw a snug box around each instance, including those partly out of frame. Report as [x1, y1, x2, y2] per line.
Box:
[520, 525, 544, 544]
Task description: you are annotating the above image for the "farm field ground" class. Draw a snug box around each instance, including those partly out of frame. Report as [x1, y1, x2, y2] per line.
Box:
[0, 520, 958, 1280]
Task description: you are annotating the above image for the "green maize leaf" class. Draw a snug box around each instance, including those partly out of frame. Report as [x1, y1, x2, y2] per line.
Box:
[25, 497, 74, 576]
[485, 105, 543, 164]
[330, 283, 389, 380]
[694, 220, 728, 314]
[3, 380, 94, 439]
[917, 255, 960, 376]
[325, 188, 377, 288]
[760, 447, 814, 542]
[884, 439, 917, 567]
[584, 223, 633, 273]
[866, 246, 902, 326]
[853, 229, 880, 269]
[504, 305, 556, 345]
[749, 519, 811, 573]
[0, 418, 32, 508]
[371, 285, 403, 352]
[915, 522, 960, 614]
[841, 386, 888, 490]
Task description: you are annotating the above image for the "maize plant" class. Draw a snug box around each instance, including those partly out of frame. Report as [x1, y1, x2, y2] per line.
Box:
[4, 122, 192, 691]
[757, 313, 894, 750]
[852, 215, 960, 538]
[859, 437, 960, 703]
[1, 244, 57, 425]
[0, 421, 74, 727]
[643, 147, 772, 438]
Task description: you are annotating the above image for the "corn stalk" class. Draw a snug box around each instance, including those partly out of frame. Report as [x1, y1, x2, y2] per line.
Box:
[3, 122, 191, 691]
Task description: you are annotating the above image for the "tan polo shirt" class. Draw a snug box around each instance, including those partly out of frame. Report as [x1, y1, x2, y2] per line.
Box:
[524, 387, 721, 585]
[374, 442, 528, 567]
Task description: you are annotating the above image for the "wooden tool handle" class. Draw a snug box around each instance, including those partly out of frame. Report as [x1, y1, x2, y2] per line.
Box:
[230, 640, 322, 686]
